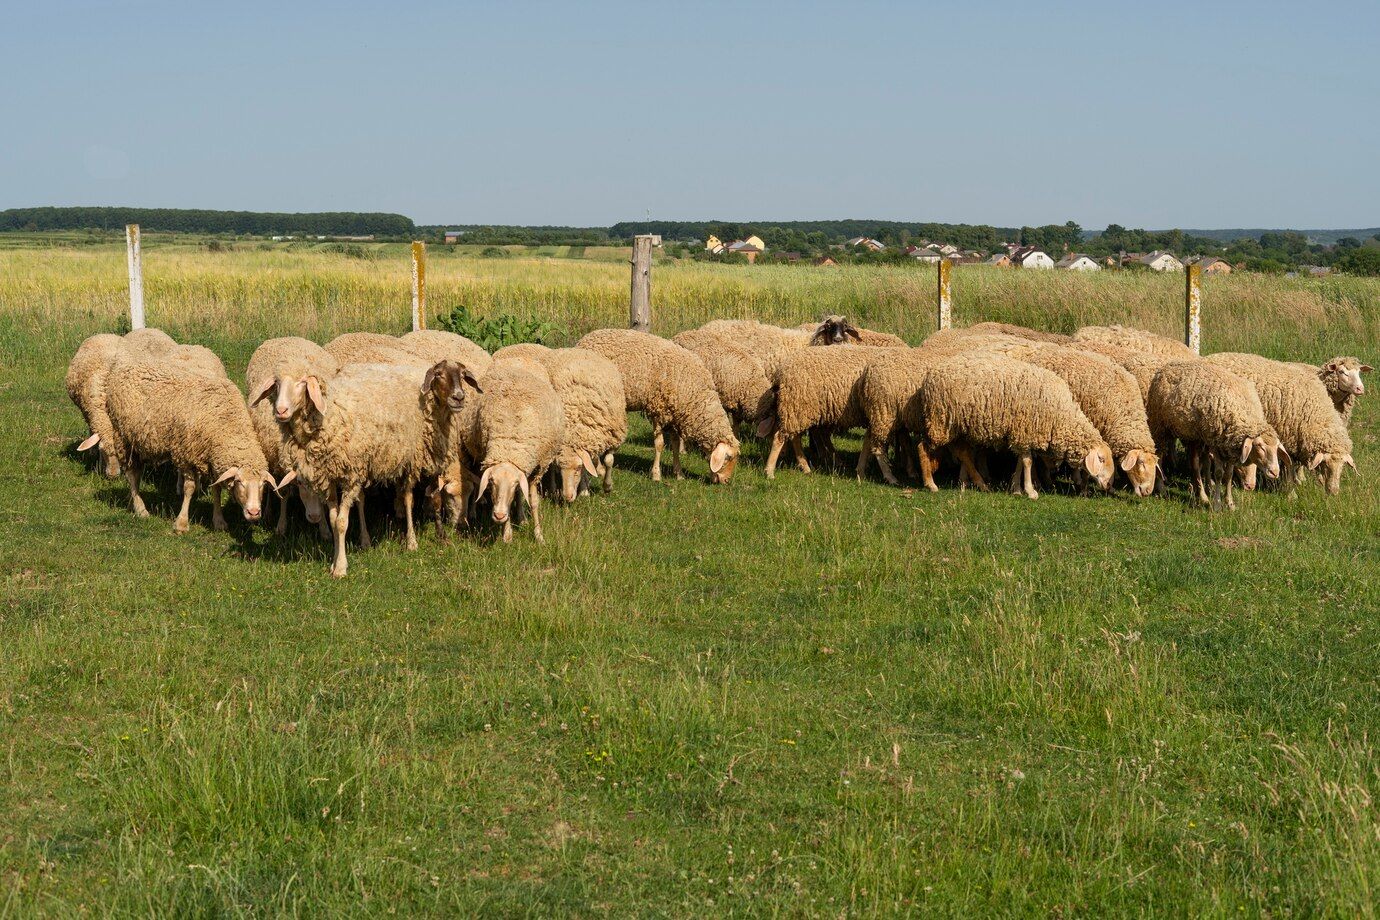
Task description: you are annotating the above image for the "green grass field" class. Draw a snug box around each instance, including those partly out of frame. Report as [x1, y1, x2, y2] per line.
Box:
[3, 243, 1380, 915]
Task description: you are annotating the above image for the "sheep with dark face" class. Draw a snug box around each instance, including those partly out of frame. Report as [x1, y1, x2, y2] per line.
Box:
[804, 315, 908, 348]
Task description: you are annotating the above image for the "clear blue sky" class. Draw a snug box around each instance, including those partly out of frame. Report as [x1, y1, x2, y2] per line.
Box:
[3, 1, 1376, 229]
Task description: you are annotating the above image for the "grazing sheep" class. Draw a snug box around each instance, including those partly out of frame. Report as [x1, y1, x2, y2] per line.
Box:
[966, 321, 1072, 343]
[280, 360, 474, 577]
[245, 337, 339, 534]
[698, 319, 811, 378]
[1288, 357, 1370, 426]
[801, 315, 908, 348]
[915, 353, 1115, 499]
[1146, 361, 1283, 509]
[1068, 340, 1171, 403]
[758, 345, 893, 479]
[324, 332, 425, 367]
[447, 362, 564, 543]
[576, 329, 739, 483]
[671, 328, 774, 426]
[105, 351, 273, 533]
[492, 344, 627, 501]
[856, 346, 968, 484]
[399, 329, 493, 375]
[67, 328, 184, 476]
[1073, 324, 1196, 360]
[1206, 353, 1354, 494]
[920, 326, 1024, 351]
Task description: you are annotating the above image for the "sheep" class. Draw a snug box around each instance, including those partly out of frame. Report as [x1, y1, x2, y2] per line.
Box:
[697, 319, 811, 378]
[670, 328, 774, 426]
[492, 344, 627, 501]
[966, 321, 1072, 343]
[279, 360, 475, 576]
[324, 332, 425, 367]
[1073, 324, 1196, 360]
[445, 362, 564, 543]
[104, 350, 274, 533]
[1205, 353, 1354, 494]
[1146, 361, 1283, 509]
[801, 315, 908, 348]
[915, 353, 1116, 499]
[67, 328, 182, 476]
[166, 343, 229, 379]
[1288, 357, 1370, 426]
[757, 345, 894, 479]
[856, 346, 967, 484]
[399, 329, 493, 375]
[245, 337, 339, 534]
[1067, 340, 1171, 403]
[576, 329, 739, 483]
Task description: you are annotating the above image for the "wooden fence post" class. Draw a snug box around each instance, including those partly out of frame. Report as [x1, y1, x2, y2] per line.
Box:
[1184, 261, 1202, 354]
[125, 224, 145, 330]
[411, 241, 427, 331]
[630, 234, 654, 332]
[937, 258, 953, 330]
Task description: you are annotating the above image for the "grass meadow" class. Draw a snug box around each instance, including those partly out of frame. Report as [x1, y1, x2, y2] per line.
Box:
[3, 240, 1380, 915]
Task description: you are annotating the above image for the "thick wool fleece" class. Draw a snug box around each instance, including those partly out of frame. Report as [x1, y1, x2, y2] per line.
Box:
[325, 332, 427, 368]
[123, 328, 177, 354]
[576, 329, 738, 454]
[671, 328, 773, 424]
[771, 345, 895, 438]
[1073, 324, 1196, 360]
[166, 343, 228, 379]
[399, 329, 492, 374]
[492, 344, 626, 468]
[860, 346, 973, 447]
[698, 319, 810, 378]
[1068, 340, 1170, 403]
[1206, 353, 1352, 468]
[967, 321, 1072, 343]
[106, 352, 269, 483]
[66, 329, 183, 462]
[919, 354, 1108, 466]
[245, 337, 339, 476]
[458, 363, 564, 478]
[282, 363, 455, 500]
[1146, 361, 1277, 459]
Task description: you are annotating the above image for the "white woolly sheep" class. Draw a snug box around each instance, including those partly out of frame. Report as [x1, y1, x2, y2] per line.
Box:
[1146, 361, 1283, 509]
[1073, 324, 1196, 360]
[576, 329, 739, 483]
[67, 328, 183, 476]
[105, 351, 274, 533]
[856, 345, 978, 484]
[324, 332, 426, 367]
[915, 353, 1115, 499]
[1206, 353, 1354, 494]
[671, 328, 774, 426]
[1288, 357, 1370, 426]
[399, 329, 493, 375]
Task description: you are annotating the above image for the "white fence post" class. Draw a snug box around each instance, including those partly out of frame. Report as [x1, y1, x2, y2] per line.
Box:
[937, 258, 953, 330]
[1185, 261, 1202, 354]
[125, 224, 145, 330]
[411, 241, 427, 331]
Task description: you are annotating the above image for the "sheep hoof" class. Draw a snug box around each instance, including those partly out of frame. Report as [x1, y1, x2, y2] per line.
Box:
[133, 508, 150, 519]
[330, 565, 348, 578]
[173, 520, 190, 535]
[925, 483, 939, 493]
[1025, 490, 1040, 500]
[406, 537, 418, 551]
[212, 517, 228, 532]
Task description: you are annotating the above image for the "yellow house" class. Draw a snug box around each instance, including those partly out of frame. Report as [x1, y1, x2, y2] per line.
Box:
[705, 235, 724, 253]
[744, 235, 766, 252]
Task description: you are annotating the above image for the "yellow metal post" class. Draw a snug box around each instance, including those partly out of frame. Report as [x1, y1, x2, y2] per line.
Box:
[937, 258, 953, 330]
[125, 224, 145, 330]
[1185, 261, 1202, 354]
[411, 241, 427, 331]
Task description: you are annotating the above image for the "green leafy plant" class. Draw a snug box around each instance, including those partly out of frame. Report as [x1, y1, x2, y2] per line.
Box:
[434, 304, 564, 352]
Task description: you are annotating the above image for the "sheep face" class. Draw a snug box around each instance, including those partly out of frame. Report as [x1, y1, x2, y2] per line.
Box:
[1118, 448, 1158, 497]
[557, 450, 600, 503]
[211, 467, 270, 521]
[250, 373, 325, 422]
[298, 483, 324, 523]
[809, 316, 862, 346]
[1308, 451, 1357, 495]
[709, 442, 738, 484]
[422, 360, 482, 414]
[1082, 444, 1115, 491]
[1242, 434, 1282, 480]
[478, 462, 528, 527]
[1325, 359, 1370, 397]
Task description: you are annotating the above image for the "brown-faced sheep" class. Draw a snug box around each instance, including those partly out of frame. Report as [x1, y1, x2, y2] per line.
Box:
[576, 329, 739, 483]
[1073, 324, 1196, 360]
[1146, 361, 1283, 509]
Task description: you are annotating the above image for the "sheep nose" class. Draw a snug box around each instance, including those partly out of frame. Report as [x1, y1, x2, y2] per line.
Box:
[245, 508, 261, 520]
[493, 508, 509, 523]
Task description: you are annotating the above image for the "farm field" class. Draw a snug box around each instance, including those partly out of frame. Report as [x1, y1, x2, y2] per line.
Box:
[3, 243, 1380, 915]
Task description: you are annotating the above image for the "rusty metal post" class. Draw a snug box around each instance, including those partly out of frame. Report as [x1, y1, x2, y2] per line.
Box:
[937, 258, 953, 330]
[125, 224, 145, 329]
[1185, 261, 1202, 354]
[411, 241, 427, 331]
[630, 234, 653, 332]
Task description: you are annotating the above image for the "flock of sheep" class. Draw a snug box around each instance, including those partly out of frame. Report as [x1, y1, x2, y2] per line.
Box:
[66, 315, 1369, 576]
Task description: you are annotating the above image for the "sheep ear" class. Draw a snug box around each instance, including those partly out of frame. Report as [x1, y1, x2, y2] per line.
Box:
[1083, 449, 1103, 476]
[477, 467, 492, 497]
[1119, 449, 1139, 472]
[1362, 365, 1374, 373]
[845, 327, 862, 342]
[77, 433, 101, 451]
[462, 368, 483, 393]
[421, 362, 445, 394]
[248, 377, 277, 406]
[276, 469, 297, 491]
[1344, 454, 1358, 474]
[1240, 437, 1253, 464]
[517, 470, 532, 505]
[1277, 443, 1291, 464]
[577, 449, 598, 477]
[1324, 360, 1341, 372]
[1308, 452, 1328, 471]
[211, 467, 240, 487]
[709, 442, 732, 473]
[442, 478, 463, 496]
[305, 376, 325, 413]
[755, 415, 776, 439]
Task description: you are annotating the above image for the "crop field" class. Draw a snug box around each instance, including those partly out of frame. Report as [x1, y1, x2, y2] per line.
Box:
[3, 242, 1380, 915]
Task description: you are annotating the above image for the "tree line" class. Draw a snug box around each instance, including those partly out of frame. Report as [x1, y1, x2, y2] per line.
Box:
[0, 207, 415, 237]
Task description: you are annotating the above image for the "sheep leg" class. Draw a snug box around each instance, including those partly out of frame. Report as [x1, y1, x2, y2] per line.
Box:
[274, 483, 291, 536]
[790, 434, 811, 474]
[1020, 451, 1039, 500]
[672, 430, 685, 480]
[211, 484, 227, 531]
[873, 434, 900, 485]
[173, 472, 197, 533]
[856, 433, 872, 480]
[651, 426, 665, 482]
[602, 451, 615, 493]
[1223, 462, 1237, 511]
[329, 487, 357, 578]
[124, 457, 149, 518]
[402, 480, 418, 550]
[917, 442, 939, 493]
[764, 430, 787, 479]
[529, 480, 544, 544]
[357, 495, 372, 549]
[954, 444, 990, 492]
[1189, 445, 1210, 505]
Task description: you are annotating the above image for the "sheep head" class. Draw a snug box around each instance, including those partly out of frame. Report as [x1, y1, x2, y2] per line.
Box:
[1308, 451, 1357, 495]
[557, 449, 600, 503]
[421, 360, 482, 414]
[1241, 432, 1282, 480]
[809, 315, 863, 346]
[1118, 448, 1158, 497]
[709, 441, 738, 484]
[250, 371, 326, 423]
[477, 462, 529, 526]
[211, 467, 276, 522]
[1082, 444, 1115, 491]
[1322, 357, 1370, 397]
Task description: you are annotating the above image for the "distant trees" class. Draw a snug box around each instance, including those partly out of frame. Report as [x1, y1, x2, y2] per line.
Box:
[1335, 247, 1380, 276]
[0, 207, 414, 237]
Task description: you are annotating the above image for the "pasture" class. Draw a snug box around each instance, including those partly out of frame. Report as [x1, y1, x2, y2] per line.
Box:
[2, 242, 1380, 915]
